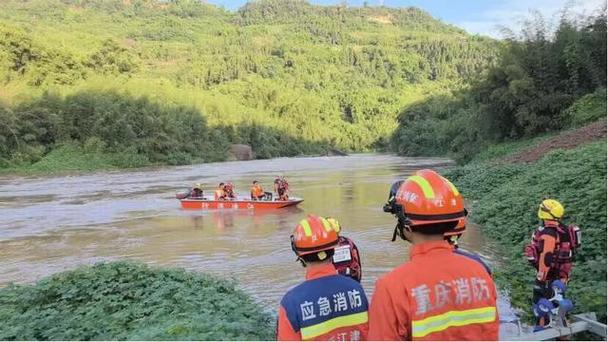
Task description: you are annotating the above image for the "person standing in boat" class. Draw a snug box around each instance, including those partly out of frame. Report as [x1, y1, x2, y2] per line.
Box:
[274, 176, 290, 201]
[214, 183, 227, 200]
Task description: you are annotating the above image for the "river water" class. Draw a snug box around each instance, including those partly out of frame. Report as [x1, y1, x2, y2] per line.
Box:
[0, 154, 511, 323]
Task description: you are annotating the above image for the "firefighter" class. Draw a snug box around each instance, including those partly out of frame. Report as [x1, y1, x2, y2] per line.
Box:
[276, 214, 369, 341]
[250, 180, 265, 200]
[274, 176, 290, 201]
[524, 199, 581, 329]
[369, 169, 499, 340]
[214, 183, 226, 200]
[188, 183, 203, 198]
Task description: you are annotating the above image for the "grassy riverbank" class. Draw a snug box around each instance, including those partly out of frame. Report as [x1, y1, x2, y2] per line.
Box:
[0, 261, 275, 340]
[445, 139, 607, 322]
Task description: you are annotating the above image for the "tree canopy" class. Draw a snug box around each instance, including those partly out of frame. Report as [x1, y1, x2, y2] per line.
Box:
[0, 0, 498, 168]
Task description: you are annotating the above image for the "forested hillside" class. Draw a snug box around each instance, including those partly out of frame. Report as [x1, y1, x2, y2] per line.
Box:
[391, 8, 607, 161]
[0, 0, 498, 170]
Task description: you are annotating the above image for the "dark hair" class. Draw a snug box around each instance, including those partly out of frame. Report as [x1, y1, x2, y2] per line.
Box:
[410, 221, 458, 235]
[253, 180, 258, 184]
[301, 249, 335, 263]
[219, 182, 225, 186]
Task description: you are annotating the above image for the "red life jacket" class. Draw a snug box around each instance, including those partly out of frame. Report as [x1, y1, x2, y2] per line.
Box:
[524, 222, 581, 271]
[333, 236, 362, 282]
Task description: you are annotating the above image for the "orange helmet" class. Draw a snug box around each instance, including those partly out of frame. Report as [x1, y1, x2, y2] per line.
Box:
[291, 214, 339, 259]
[393, 169, 466, 229]
[444, 216, 466, 237]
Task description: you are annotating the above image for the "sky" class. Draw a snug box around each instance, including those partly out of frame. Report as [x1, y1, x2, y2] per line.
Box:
[206, 0, 606, 38]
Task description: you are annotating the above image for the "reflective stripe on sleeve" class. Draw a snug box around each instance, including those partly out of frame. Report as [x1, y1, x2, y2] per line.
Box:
[300, 311, 368, 340]
[411, 306, 496, 338]
[407, 175, 435, 199]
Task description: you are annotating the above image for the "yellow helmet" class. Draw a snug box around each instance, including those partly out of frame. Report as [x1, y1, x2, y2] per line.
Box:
[538, 199, 564, 220]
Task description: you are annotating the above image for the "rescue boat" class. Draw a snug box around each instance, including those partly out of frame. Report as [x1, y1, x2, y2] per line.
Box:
[178, 196, 303, 210]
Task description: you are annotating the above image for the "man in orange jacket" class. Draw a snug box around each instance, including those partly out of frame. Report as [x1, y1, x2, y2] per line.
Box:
[276, 215, 369, 341]
[250, 180, 265, 200]
[370, 169, 499, 340]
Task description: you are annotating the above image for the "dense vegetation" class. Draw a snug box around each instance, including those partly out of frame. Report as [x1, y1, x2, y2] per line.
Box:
[0, 261, 275, 340]
[0, 0, 498, 171]
[0, 91, 228, 169]
[392, 8, 607, 162]
[446, 140, 607, 323]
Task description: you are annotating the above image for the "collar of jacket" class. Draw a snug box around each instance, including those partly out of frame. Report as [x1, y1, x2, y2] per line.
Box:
[305, 262, 338, 280]
[410, 240, 453, 260]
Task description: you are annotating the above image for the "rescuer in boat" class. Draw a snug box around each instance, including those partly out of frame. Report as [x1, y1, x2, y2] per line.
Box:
[276, 214, 369, 341]
[223, 182, 236, 200]
[325, 217, 363, 283]
[370, 169, 498, 340]
[250, 180, 271, 201]
[274, 176, 289, 201]
[188, 183, 204, 198]
[214, 183, 227, 200]
[524, 199, 581, 329]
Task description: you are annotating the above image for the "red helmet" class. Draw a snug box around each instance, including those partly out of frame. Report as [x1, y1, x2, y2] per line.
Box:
[393, 169, 466, 228]
[291, 214, 339, 258]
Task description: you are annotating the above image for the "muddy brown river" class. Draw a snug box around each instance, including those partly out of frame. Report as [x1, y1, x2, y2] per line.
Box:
[0, 154, 505, 315]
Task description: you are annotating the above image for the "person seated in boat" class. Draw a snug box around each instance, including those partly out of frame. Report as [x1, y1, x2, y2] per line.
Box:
[223, 182, 236, 200]
[250, 180, 265, 201]
[274, 176, 289, 201]
[189, 183, 204, 198]
[215, 183, 227, 200]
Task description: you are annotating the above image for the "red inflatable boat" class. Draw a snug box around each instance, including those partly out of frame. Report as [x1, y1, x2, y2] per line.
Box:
[178, 197, 304, 210]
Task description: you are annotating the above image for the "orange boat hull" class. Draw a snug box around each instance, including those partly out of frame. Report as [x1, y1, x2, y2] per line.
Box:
[179, 197, 303, 210]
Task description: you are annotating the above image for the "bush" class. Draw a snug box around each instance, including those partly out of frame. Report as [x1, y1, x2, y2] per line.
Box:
[564, 88, 607, 127]
[0, 261, 275, 340]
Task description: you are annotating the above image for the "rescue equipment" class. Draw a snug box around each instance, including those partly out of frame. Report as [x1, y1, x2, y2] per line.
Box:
[538, 199, 565, 220]
[333, 236, 362, 282]
[524, 223, 581, 269]
[178, 196, 303, 209]
[384, 169, 467, 241]
[291, 215, 339, 258]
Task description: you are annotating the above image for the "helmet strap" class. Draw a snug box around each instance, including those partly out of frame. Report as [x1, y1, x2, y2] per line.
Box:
[297, 257, 306, 267]
[391, 222, 408, 242]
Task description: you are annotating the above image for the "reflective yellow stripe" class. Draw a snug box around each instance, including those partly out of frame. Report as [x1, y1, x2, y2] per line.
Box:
[299, 219, 312, 237]
[320, 217, 332, 232]
[300, 311, 368, 340]
[412, 306, 496, 338]
[408, 175, 435, 199]
[326, 218, 341, 232]
[441, 176, 460, 196]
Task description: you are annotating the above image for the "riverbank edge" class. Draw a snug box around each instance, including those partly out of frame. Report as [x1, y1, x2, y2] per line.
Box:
[0, 146, 359, 177]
